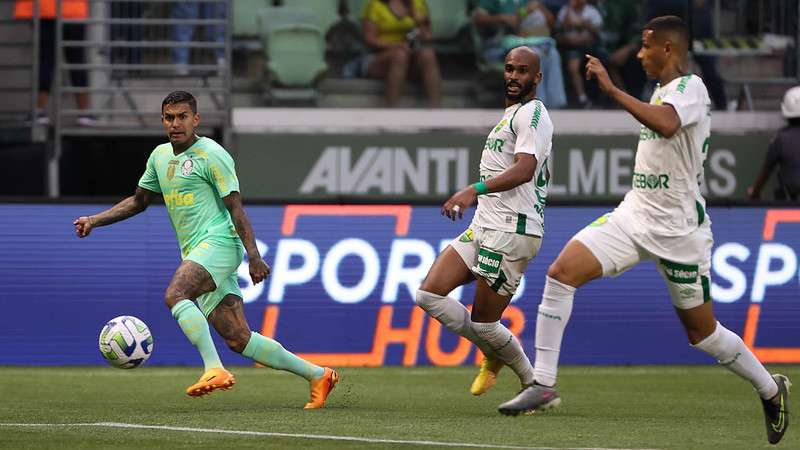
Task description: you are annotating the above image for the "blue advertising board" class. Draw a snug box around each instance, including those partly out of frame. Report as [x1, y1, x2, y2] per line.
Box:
[0, 204, 798, 366]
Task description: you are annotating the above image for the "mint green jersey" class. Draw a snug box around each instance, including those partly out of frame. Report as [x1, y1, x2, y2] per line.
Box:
[138, 137, 241, 257]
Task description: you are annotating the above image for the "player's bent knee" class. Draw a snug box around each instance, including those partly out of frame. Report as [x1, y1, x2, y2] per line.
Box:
[546, 261, 573, 285]
[163, 291, 183, 309]
[224, 330, 251, 354]
[415, 289, 439, 310]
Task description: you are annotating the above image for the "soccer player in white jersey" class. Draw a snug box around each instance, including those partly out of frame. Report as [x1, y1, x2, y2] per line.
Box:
[497, 16, 790, 445]
[415, 46, 554, 397]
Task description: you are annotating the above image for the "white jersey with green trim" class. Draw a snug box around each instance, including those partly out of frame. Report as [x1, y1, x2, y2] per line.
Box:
[615, 74, 712, 237]
[472, 99, 553, 237]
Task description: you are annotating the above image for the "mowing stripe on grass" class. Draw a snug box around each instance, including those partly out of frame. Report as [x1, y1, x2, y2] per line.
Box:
[0, 422, 657, 450]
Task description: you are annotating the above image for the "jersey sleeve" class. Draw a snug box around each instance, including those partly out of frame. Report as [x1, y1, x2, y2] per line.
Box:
[204, 147, 240, 198]
[661, 76, 708, 128]
[512, 102, 547, 162]
[137, 150, 162, 193]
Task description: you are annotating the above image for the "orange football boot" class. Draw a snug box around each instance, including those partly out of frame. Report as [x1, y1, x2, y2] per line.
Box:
[303, 367, 339, 409]
[186, 367, 236, 397]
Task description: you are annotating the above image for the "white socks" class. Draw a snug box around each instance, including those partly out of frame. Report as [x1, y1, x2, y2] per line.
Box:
[415, 289, 495, 358]
[472, 321, 535, 385]
[533, 276, 575, 387]
[692, 321, 778, 400]
[415, 289, 534, 384]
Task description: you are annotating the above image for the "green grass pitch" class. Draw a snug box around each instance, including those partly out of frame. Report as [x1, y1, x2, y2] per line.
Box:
[1, 366, 797, 449]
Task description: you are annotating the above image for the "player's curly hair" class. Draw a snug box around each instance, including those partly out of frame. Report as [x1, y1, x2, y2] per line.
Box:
[162, 90, 197, 114]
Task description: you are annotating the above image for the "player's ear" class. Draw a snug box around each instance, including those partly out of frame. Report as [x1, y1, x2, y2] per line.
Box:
[193, 112, 200, 127]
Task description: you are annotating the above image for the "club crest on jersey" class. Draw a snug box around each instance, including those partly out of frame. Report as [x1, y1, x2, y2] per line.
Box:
[167, 159, 179, 180]
[459, 228, 474, 242]
[181, 158, 194, 177]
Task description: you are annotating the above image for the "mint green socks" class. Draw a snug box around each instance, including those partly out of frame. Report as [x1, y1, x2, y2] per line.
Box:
[171, 299, 223, 371]
[242, 331, 324, 381]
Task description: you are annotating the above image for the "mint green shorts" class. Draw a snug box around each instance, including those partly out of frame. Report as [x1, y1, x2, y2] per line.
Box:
[184, 238, 244, 317]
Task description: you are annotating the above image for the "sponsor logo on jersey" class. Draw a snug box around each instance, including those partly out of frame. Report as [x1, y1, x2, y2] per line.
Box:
[660, 259, 698, 283]
[477, 248, 502, 274]
[639, 125, 662, 141]
[484, 137, 505, 153]
[633, 171, 670, 190]
[163, 189, 195, 210]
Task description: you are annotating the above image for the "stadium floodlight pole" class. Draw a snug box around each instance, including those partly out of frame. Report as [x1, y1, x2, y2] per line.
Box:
[49, 0, 64, 198]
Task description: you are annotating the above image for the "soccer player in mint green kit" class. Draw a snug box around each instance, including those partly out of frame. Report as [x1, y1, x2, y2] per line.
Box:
[74, 91, 338, 408]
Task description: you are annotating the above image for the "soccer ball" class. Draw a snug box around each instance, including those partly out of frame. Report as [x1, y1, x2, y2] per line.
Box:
[98, 315, 154, 369]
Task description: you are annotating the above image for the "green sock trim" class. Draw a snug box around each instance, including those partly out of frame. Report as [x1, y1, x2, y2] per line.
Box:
[243, 332, 323, 381]
[171, 299, 223, 371]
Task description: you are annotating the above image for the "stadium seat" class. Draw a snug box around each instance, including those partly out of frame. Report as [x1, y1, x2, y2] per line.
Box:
[258, 5, 317, 33]
[233, 0, 273, 37]
[427, 0, 469, 40]
[282, 0, 343, 33]
[261, 17, 327, 102]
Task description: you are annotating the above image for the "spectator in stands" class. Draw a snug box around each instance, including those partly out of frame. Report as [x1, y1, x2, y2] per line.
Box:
[555, 0, 603, 108]
[747, 86, 800, 202]
[14, 0, 96, 126]
[359, 0, 441, 107]
[644, 0, 727, 110]
[596, 0, 645, 100]
[171, 2, 226, 75]
[472, 0, 567, 108]
[519, 1, 556, 37]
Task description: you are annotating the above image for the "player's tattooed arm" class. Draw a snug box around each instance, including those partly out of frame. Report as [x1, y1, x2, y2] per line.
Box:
[223, 192, 270, 284]
[74, 187, 156, 237]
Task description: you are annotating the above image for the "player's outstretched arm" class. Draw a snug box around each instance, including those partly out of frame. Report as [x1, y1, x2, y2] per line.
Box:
[223, 192, 270, 284]
[74, 187, 156, 238]
[585, 54, 681, 138]
[442, 153, 537, 220]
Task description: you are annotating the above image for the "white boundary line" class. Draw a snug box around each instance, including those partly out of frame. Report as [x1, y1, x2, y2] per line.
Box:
[0, 422, 657, 450]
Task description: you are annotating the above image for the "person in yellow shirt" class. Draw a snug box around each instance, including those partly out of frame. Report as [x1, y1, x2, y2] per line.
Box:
[360, 0, 441, 107]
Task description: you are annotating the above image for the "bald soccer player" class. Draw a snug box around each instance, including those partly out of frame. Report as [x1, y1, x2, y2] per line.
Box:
[497, 16, 790, 445]
[415, 47, 554, 399]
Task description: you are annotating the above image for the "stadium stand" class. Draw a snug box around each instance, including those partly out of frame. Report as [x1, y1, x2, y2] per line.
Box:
[0, 0, 43, 143]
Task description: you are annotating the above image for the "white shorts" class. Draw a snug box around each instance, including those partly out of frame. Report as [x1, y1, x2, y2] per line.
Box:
[449, 225, 542, 297]
[572, 210, 714, 309]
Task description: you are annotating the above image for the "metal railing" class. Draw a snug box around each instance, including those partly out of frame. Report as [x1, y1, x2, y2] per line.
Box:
[0, 0, 42, 143]
[49, 0, 233, 197]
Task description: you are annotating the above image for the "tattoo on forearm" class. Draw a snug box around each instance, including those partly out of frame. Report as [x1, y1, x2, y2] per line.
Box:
[232, 209, 259, 257]
[93, 196, 144, 227]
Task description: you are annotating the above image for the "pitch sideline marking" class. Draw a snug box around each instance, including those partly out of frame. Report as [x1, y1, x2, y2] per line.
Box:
[0, 422, 657, 450]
